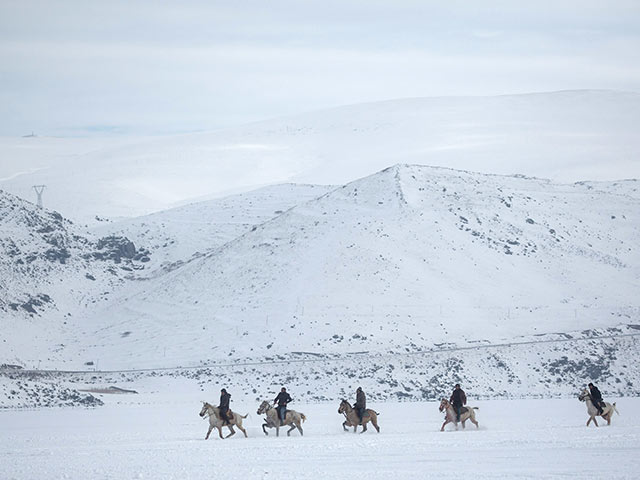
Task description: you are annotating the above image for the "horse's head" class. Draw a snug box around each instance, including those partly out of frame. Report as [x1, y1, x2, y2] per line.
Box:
[439, 398, 449, 412]
[338, 399, 351, 414]
[257, 400, 270, 415]
[199, 402, 210, 417]
[578, 389, 589, 402]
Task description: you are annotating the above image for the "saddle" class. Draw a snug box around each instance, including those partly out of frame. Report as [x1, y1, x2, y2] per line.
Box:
[221, 410, 234, 424]
[458, 407, 469, 415]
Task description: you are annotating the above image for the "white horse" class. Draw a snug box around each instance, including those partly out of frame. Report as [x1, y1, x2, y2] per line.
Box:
[257, 400, 306, 436]
[439, 398, 479, 431]
[578, 388, 619, 427]
[199, 402, 248, 439]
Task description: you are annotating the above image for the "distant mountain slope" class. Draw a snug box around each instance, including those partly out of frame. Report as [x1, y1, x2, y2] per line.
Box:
[65, 165, 639, 370]
[1, 90, 639, 222]
[91, 183, 335, 275]
[0, 190, 151, 317]
[0, 190, 157, 366]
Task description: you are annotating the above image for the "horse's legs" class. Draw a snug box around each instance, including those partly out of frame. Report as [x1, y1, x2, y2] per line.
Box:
[461, 419, 466, 429]
[353, 424, 358, 433]
[205, 425, 213, 440]
[440, 419, 448, 432]
[342, 420, 349, 431]
[287, 424, 296, 436]
[371, 416, 380, 433]
[262, 423, 269, 435]
[238, 425, 248, 438]
[217, 426, 224, 439]
[276, 426, 280, 437]
[225, 426, 236, 438]
[360, 421, 368, 434]
[298, 423, 304, 436]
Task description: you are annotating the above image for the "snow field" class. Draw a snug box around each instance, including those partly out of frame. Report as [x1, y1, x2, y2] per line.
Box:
[2, 393, 639, 479]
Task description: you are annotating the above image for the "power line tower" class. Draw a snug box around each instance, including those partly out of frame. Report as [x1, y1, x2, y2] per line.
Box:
[32, 185, 46, 208]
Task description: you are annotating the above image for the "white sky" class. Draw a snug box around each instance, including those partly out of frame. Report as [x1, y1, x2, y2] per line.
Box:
[1, 0, 639, 136]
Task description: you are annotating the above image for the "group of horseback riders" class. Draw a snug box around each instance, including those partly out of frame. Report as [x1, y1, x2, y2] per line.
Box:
[218, 386, 294, 426]
[216, 381, 610, 426]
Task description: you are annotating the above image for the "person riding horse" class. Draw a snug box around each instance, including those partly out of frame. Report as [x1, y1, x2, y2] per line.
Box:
[449, 384, 467, 422]
[273, 387, 293, 425]
[354, 387, 366, 423]
[588, 383, 605, 415]
[219, 388, 232, 425]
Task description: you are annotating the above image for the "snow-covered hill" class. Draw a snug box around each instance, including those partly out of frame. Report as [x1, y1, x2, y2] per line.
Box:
[2, 164, 639, 402]
[0, 190, 152, 317]
[38, 165, 638, 372]
[91, 183, 335, 275]
[1, 90, 639, 223]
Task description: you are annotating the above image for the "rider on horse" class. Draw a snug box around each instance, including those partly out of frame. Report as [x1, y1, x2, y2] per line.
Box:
[219, 388, 232, 425]
[274, 387, 293, 425]
[354, 387, 366, 423]
[450, 384, 467, 422]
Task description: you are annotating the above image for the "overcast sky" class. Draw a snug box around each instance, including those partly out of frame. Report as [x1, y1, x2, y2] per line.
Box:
[1, 0, 639, 136]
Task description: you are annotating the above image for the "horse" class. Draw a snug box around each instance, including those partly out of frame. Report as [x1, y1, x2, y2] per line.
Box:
[198, 402, 248, 439]
[338, 399, 380, 433]
[256, 400, 306, 436]
[439, 398, 479, 431]
[578, 388, 619, 426]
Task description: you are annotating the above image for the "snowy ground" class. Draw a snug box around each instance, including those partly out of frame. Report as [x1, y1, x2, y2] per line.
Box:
[2, 391, 639, 479]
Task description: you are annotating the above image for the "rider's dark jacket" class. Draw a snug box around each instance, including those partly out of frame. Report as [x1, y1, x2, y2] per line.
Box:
[274, 391, 292, 407]
[219, 392, 231, 411]
[355, 389, 366, 409]
[450, 389, 467, 407]
[589, 386, 603, 403]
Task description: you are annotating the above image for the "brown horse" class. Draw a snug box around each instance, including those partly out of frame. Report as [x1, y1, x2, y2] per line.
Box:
[199, 402, 248, 439]
[338, 399, 380, 433]
[439, 398, 479, 431]
[257, 400, 306, 436]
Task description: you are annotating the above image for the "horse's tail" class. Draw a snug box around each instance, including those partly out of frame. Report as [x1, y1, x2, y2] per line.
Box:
[612, 403, 619, 415]
[472, 407, 479, 410]
[375, 411, 380, 415]
[300, 413, 307, 423]
[240, 413, 249, 419]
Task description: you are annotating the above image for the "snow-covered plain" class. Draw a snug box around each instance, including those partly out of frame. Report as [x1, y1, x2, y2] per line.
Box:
[2, 389, 639, 480]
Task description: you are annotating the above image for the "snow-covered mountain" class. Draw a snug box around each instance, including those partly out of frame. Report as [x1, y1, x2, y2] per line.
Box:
[2, 90, 639, 223]
[2, 164, 639, 403]
[0, 189, 151, 317]
[65, 164, 638, 368]
[90, 183, 335, 275]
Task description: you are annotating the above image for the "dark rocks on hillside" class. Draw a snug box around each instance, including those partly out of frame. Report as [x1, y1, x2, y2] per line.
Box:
[8, 294, 52, 315]
[44, 247, 71, 264]
[546, 355, 612, 382]
[93, 236, 137, 263]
